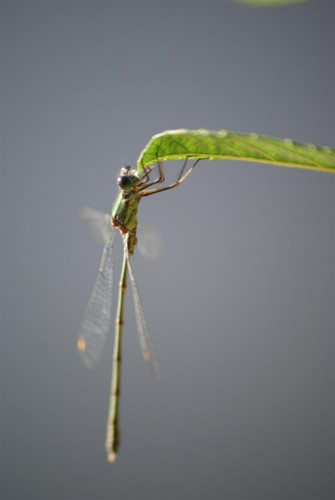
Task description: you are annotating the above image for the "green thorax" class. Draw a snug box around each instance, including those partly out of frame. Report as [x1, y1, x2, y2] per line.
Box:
[111, 166, 142, 254]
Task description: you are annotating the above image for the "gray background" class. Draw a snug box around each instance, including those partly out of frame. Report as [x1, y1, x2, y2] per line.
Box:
[1, 1, 334, 499]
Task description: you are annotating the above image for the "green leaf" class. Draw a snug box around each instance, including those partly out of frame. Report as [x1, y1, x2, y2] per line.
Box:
[233, 0, 307, 6]
[137, 129, 335, 175]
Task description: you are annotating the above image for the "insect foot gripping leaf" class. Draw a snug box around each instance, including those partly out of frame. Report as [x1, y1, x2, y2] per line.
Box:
[137, 129, 335, 175]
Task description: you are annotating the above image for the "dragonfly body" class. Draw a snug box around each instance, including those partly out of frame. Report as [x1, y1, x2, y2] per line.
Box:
[78, 129, 335, 462]
[112, 166, 141, 254]
[78, 159, 199, 462]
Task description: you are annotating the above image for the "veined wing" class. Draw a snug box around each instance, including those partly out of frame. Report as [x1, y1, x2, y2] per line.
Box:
[77, 229, 116, 369]
[125, 241, 159, 379]
[137, 224, 163, 261]
[80, 209, 163, 259]
[80, 207, 112, 244]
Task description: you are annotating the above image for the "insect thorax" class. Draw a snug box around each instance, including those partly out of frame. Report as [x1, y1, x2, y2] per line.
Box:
[111, 167, 141, 253]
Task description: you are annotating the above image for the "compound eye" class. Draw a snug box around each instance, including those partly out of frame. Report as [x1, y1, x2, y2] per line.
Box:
[118, 175, 132, 190]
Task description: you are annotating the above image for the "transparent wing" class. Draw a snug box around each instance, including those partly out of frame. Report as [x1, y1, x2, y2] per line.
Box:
[80, 207, 112, 244]
[77, 229, 116, 369]
[137, 224, 163, 261]
[125, 243, 160, 379]
[80, 209, 163, 257]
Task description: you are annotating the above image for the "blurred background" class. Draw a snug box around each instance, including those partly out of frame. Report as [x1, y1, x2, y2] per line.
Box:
[1, 1, 334, 499]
